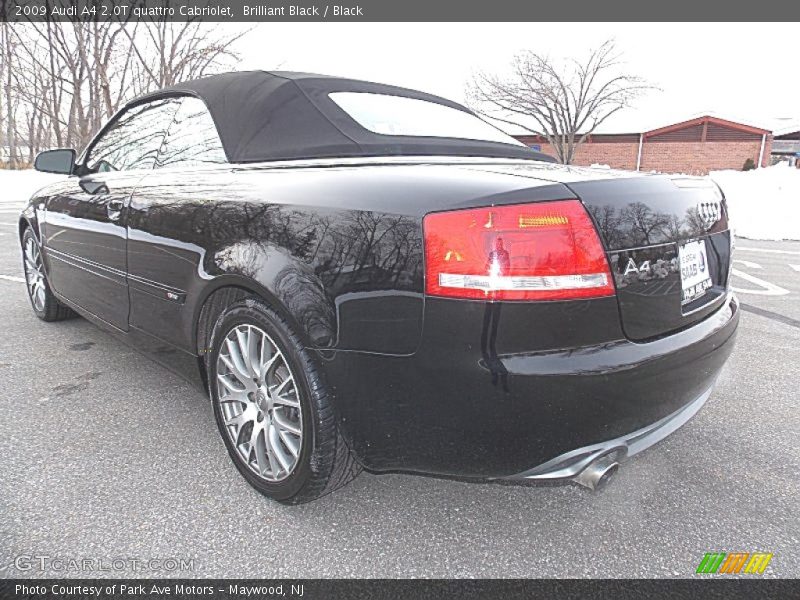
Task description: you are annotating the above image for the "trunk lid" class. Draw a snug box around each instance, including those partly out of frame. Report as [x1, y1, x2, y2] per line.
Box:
[569, 175, 731, 340]
[462, 163, 732, 340]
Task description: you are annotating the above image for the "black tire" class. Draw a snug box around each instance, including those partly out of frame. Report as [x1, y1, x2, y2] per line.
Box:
[21, 227, 75, 322]
[207, 297, 361, 504]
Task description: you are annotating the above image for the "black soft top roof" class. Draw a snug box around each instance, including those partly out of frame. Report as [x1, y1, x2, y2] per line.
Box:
[132, 71, 552, 164]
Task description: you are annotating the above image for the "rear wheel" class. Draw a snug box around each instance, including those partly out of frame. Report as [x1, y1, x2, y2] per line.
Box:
[208, 298, 360, 504]
[21, 227, 74, 322]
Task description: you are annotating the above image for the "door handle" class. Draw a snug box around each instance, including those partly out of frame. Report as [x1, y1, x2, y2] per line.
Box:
[107, 199, 124, 221]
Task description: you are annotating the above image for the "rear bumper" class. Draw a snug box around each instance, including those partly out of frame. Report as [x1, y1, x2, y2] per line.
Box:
[503, 382, 714, 481]
[324, 293, 739, 479]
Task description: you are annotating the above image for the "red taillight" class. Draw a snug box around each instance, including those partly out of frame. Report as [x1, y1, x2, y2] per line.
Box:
[423, 199, 614, 301]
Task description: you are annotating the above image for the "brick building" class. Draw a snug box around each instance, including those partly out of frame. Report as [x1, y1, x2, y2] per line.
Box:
[515, 116, 772, 175]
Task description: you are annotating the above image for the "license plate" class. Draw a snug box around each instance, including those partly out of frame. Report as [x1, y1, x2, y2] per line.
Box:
[679, 240, 713, 305]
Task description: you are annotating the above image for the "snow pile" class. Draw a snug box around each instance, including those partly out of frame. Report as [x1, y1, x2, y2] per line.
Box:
[0, 169, 67, 207]
[710, 165, 800, 241]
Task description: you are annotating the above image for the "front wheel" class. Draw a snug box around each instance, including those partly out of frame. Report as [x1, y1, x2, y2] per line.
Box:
[208, 298, 361, 504]
[21, 227, 74, 322]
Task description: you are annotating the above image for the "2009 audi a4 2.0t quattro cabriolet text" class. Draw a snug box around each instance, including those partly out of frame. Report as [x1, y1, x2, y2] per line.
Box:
[20, 71, 739, 504]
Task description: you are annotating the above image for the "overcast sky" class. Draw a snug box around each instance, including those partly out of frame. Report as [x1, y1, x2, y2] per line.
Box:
[230, 22, 799, 134]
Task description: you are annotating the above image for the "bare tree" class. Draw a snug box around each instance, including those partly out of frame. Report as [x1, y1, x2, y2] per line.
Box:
[1, 22, 20, 168]
[469, 40, 652, 164]
[123, 22, 248, 93]
[1, 19, 247, 168]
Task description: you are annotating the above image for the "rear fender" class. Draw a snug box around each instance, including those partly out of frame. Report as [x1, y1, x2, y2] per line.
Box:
[194, 254, 334, 354]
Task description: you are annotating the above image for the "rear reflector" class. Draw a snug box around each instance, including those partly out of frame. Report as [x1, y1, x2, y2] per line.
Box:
[423, 199, 614, 301]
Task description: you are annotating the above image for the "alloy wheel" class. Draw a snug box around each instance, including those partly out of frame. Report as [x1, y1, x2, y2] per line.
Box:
[216, 324, 303, 482]
[23, 237, 46, 312]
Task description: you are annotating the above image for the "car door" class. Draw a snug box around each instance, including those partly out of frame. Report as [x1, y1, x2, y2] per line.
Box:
[43, 97, 182, 330]
[125, 96, 229, 350]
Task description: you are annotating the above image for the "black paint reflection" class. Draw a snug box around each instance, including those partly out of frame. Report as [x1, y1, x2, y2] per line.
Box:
[481, 303, 509, 392]
[126, 172, 423, 354]
[586, 201, 721, 250]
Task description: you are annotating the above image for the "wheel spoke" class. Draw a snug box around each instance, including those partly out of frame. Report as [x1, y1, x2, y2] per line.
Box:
[261, 352, 281, 380]
[258, 332, 269, 379]
[246, 327, 260, 378]
[258, 333, 282, 383]
[278, 428, 301, 458]
[30, 277, 45, 310]
[273, 410, 301, 435]
[235, 327, 254, 377]
[225, 337, 250, 381]
[268, 423, 293, 472]
[217, 373, 246, 394]
[219, 393, 247, 406]
[273, 391, 300, 409]
[226, 405, 256, 432]
[270, 376, 293, 396]
[265, 425, 281, 476]
[250, 422, 268, 475]
[219, 354, 250, 386]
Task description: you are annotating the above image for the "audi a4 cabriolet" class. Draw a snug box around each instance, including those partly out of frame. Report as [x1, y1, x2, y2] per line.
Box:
[20, 71, 738, 503]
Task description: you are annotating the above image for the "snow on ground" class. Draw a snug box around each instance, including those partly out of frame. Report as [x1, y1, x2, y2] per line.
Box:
[710, 165, 800, 241]
[2, 165, 799, 241]
[0, 169, 67, 207]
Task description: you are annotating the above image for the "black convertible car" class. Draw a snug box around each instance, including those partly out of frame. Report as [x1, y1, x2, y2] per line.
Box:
[21, 71, 738, 503]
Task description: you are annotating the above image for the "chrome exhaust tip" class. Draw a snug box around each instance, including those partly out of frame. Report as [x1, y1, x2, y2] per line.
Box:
[573, 455, 619, 491]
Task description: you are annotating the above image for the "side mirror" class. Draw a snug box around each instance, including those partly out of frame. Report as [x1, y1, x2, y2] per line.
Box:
[34, 149, 76, 175]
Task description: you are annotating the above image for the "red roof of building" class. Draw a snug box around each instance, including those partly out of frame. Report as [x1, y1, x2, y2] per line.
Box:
[514, 115, 771, 144]
[643, 115, 770, 139]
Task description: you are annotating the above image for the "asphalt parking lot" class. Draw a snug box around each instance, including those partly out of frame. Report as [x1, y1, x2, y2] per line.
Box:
[1, 195, 798, 579]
